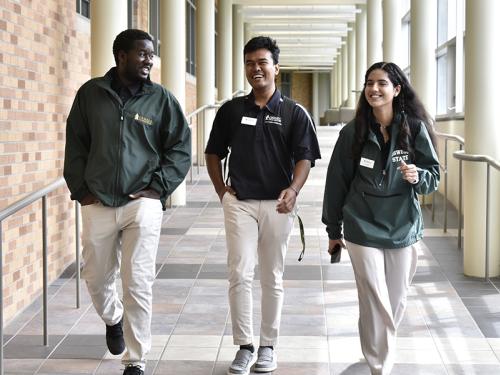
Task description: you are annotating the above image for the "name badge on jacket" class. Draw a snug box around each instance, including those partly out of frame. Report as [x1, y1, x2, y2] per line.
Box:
[360, 157, 375, 169]
[241, 116, 257, 126]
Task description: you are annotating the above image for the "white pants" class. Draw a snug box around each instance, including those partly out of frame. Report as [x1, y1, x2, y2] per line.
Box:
[81, 198, 163, 370]
[222, 193, 295, 347]
[346, 241, 419, 375]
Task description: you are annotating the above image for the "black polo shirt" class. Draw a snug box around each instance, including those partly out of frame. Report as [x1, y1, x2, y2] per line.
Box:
[205, 89, 321, 200]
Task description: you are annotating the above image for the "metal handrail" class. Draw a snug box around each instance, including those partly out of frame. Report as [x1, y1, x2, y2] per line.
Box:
[0, 177, 81, 375]
[453, 150, 500, 282]
[184, 90, 246, 182]
[434, 132, 465, 248]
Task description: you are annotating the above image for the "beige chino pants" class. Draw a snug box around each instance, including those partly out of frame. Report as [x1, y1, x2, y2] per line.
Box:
[346, 241, 419, 375]
[81, 197, 163, 370]
[222, 193, 295, 347]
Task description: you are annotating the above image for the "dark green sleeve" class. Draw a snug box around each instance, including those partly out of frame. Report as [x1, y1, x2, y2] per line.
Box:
[413, 123, 440, 195]
[63, 90, 91, 202]
[321, 124, 356, 239]
[149, 92, 192, 201]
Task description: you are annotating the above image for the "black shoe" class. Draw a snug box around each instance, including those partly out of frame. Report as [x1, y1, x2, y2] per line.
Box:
[123, 364, 144, 375]
[105, 318, 125, 355]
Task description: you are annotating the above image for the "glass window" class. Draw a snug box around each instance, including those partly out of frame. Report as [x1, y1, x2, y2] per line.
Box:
[186, 0, 196, 76]
[149, 0, 161, 56]
[280, 72, 292, 98]
[76, 0, 90, 18]
[435, 0, 462, 116]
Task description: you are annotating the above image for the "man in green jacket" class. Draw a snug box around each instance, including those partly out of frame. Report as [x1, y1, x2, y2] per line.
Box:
[64, 29, 191, 375]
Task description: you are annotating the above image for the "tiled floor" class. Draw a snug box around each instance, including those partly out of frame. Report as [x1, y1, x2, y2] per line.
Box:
[3, 126, 500, 374]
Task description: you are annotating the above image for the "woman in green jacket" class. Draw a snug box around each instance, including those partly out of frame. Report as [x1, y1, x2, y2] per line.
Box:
[322, 62, 439, 375]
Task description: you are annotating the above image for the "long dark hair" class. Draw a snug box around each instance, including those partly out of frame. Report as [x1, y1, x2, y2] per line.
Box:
[352, 62, 437, 161]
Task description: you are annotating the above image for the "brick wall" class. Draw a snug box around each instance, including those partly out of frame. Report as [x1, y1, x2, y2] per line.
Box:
[291, 72, 312, 113]
[0, 0, 201, 324]
[0, 0, 90, 322]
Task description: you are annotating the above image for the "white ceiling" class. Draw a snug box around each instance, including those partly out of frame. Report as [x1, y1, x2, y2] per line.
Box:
[235, 0, 365, 71]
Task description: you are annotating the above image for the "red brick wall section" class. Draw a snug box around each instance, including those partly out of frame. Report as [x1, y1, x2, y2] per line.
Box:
[291, 72, 313, 113]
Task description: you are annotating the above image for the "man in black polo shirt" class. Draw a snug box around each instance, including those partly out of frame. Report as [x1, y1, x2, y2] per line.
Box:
[205, 36, 320, 375]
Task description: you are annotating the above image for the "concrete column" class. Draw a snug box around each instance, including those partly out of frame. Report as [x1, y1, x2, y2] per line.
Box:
[367, 0, 383, 66]
[244, 22, 252, 92]
[410, 0, 437, 116]
[330, 65, 337, 108]
[341, 41, 348, 106]
[90, 0, 127, 77]
[383, 0, 401, 64]
[356, 4, 367, 98]
[336, 53, 342, 108]
[463, 0, 500, 277]
[312, 72, 319, 125]
[347, 23, 356, 108]
[196, 0, 215, 165]
[217, 0, 232, 101]
[160, 0, 186, 206]
[232, 4, 244, 93]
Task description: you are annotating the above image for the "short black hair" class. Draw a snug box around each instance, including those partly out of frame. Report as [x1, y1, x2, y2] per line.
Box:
[243, 36, 280, 64]
[112, 29, 154, 65]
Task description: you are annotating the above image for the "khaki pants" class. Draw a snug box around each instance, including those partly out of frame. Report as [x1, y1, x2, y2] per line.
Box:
[346, 241, 419, 375]
[222, 193, 295, 347]
[81, 198, 163, 370]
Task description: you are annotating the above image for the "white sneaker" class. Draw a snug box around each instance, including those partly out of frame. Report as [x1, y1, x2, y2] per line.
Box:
[254, 347, 277, 372]
[227, 349, 258, 375]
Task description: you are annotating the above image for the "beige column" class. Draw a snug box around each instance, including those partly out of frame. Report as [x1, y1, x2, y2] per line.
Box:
[312, 72, 319, 125]
[463, 0, 500, 277]
[336, 53, 342, 108]
[347, 23, 356, 108]
[383, 0, 401, 64]
[244, 22, 252, 92]
[217, 0, 232, 101]
[356, 4, 367, 98]
[90, 0, 127, 77]
[161, 0, 186, 206]
[341, 41, 348, 106]
[330, 65, 337, 108]
[196, 0, 216, 165]
[367, 0, 383, 66]
[232, 4, 244, 93]
[410, 0, 437, 116]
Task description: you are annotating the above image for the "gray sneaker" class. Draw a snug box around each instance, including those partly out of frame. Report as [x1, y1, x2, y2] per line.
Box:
[254, 347, 277, 373]
[227, 349, 257, 375]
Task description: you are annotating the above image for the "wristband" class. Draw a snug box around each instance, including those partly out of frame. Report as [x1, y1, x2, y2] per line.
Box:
[289, 185, 299, 196]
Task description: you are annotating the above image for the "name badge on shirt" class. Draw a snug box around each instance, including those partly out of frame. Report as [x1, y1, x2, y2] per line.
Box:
[360, 157, 375, 169]
[241, 116, 257, 126]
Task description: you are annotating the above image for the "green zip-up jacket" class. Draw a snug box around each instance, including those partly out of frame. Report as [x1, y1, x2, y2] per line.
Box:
[322, 117, 440, 249]
[64, 68, 191, 210]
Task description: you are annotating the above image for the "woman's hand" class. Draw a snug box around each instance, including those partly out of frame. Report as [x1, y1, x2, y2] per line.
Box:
[399, 160, 419, 184]
[328, 238, 346, 255]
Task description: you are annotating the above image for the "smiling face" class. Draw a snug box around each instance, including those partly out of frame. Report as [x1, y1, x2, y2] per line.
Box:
[118, 39, 154, 84]
[364, 68, 401, 111]
[244, 48, 279, 92]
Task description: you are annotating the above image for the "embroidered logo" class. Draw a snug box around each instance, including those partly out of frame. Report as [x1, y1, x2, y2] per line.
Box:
[134, 113, 153, 126]
[264, 114, 282, 126]
[391, 149, 410, 163]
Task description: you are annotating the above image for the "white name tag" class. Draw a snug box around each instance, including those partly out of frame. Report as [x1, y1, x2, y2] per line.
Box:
[360, 157, 375, 169]
[241, 116, 257, 126]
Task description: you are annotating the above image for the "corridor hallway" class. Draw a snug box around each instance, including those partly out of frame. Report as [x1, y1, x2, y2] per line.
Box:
[3, 126, 500, 375]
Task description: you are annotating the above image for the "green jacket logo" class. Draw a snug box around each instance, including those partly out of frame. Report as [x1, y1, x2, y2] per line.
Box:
[134, 113, 153, 126]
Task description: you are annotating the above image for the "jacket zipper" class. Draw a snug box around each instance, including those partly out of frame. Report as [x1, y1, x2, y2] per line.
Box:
[113, 107, 125, 206]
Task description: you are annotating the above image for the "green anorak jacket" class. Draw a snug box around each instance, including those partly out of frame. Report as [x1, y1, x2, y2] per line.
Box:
[322, 116, 440, 248]
[64, 68, 191, 210]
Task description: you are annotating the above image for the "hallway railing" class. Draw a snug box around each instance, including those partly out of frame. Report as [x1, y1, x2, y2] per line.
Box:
[434, 132, 465, 248]
[0, 178, 81, 375]
[185, 90, 245, 182]
[453, 150, 500, 282]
